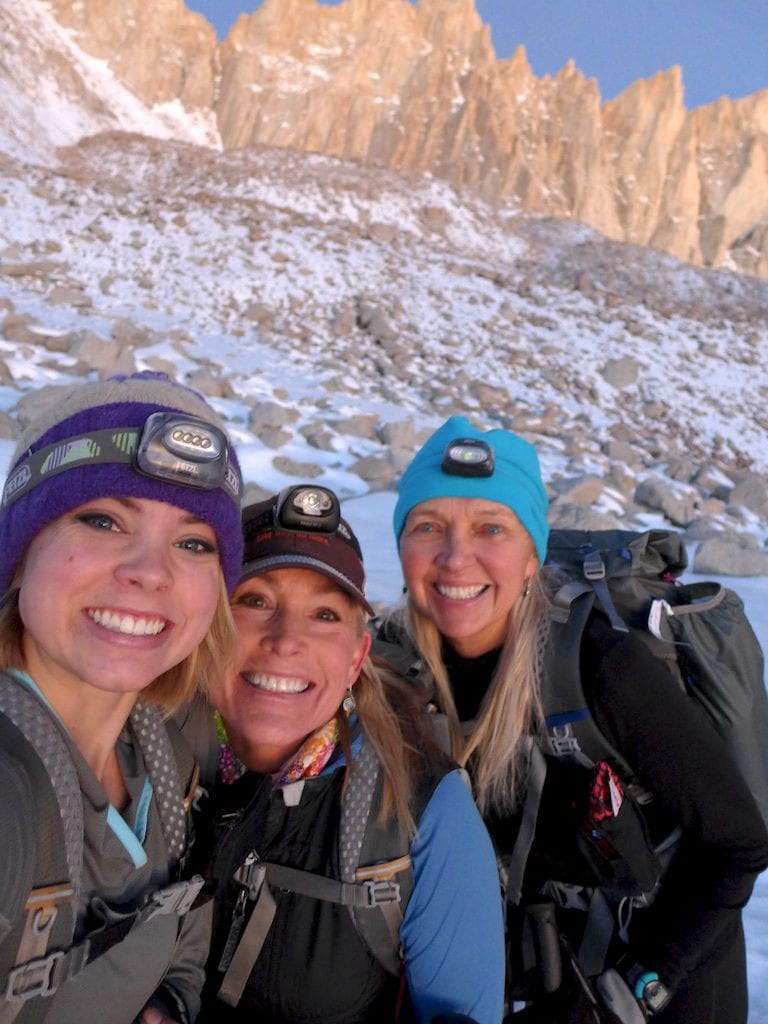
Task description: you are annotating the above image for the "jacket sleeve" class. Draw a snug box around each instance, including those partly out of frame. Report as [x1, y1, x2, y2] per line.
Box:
[586, 623, 768, 992]
[400, 769, 505, 1024]
[146, 901, 213, 1023]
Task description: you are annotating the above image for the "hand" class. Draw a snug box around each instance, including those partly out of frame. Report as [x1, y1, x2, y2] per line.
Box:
[136, 1009, 179, 1024]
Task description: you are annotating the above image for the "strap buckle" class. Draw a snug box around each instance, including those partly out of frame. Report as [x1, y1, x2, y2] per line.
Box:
[142, 875, 205, 921]
[6, 951, 64, 1002]
[583, 551, 606, 581]
[234, 852, 266, 900]
[362, 880, 401, 907]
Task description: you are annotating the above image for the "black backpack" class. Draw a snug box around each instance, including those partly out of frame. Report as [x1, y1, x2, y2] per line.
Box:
[542, 528, 768, 829]
[502, 528, 768, 1013]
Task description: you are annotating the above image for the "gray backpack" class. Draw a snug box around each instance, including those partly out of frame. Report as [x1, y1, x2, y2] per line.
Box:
[0, 672, 204, 1024]
[543, 528, 768, 828]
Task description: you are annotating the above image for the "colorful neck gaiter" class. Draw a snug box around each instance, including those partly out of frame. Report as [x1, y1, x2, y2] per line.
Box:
[215, 711, 340, 786]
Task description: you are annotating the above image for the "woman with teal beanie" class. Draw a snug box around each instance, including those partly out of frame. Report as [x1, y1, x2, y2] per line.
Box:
[378, 415, 768, 1024]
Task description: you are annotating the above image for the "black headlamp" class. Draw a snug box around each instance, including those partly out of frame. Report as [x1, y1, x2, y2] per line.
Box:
[274, 485, 341, 533]
[135, 412, 236, 492]
[440, 437, 495, 478]
[1, 412, 241, 509]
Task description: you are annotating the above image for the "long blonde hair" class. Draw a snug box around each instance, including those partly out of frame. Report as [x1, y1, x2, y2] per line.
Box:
[397, 571, 550, 816]
[339, 613, 443, 837]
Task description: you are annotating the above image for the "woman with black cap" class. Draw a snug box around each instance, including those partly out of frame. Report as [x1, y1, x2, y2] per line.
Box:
[377, 414, 768, 1023]
[0, 372, 243, 1024]
[191, 485, 505, 1024]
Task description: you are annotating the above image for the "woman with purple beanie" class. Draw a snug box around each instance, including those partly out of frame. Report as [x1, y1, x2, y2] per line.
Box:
[0, 372, 243, 1024]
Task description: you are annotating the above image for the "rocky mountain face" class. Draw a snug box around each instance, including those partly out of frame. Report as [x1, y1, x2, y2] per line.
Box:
[38, 0, 768, 279]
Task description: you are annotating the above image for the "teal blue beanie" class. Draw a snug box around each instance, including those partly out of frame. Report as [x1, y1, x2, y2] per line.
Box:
[393, 416, 549, 564]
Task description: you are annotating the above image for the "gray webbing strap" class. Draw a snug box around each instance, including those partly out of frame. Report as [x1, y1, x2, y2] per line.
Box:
[0, 675, 83, 890]
[577, 888, 616, 977]
[0, 675, 81, 1024]
[261, 864, 398, 908]
[338, 739, 406, 944]
[504, 739, 547, 906]
[339, 738, 380, 883]
[130, 702, 186, 863]
[550, 580, 593, 624]
[217, 880, 276, 1008]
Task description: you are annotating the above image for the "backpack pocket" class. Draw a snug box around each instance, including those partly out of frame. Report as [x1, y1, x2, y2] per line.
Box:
[576, 761, 662, 897]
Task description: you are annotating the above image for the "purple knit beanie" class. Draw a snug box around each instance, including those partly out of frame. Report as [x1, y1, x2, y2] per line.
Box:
[0, 372, 244, 594]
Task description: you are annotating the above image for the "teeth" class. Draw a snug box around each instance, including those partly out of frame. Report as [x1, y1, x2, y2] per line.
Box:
[436, 583, 487, 600]
[89, 609, 166, 636]
[243, 673, 309, 694]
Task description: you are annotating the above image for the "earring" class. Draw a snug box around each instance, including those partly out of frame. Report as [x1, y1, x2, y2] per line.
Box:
[342, 689, 356, 715]
[522, 578, 530, 599]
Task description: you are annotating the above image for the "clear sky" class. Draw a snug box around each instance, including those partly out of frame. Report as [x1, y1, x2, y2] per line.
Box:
[185, 0, 767, 110]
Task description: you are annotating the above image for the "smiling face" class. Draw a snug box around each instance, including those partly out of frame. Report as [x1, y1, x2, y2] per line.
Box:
[16, 496, 222, 713]
[399, 497, 538, 658]
[213, 567, 371, 773]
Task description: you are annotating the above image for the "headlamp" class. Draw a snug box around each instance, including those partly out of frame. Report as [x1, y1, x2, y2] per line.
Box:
[136, 412, 232, 490]
[1, 412, 241, 509]
[275, 485, 340, 533]
[440, 438, 495, 478]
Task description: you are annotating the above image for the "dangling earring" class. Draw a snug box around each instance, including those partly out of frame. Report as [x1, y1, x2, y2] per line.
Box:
[342, 688, 356, 715]
[522, 578, 530, 599]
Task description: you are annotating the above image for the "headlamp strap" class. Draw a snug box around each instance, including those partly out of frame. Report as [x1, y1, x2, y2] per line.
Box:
[2, 427, 240, 509]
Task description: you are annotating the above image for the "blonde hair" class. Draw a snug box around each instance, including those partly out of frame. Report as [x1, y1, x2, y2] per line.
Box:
[0, 575, 237, 715]
[396, 570, 550, 817]
[333, 609, 443, 837]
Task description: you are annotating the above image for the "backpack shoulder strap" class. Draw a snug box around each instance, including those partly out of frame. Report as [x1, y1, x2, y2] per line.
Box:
[218, 735, 446, 1009]
[0, 672, 81, 1020]
[129, 701, 188, 866]
[341, 738, 414, 977]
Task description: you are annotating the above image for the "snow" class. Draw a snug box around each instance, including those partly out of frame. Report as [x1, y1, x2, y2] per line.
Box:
[0, 0, 767, 1011]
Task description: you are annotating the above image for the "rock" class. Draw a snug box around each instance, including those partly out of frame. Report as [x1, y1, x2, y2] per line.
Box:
[0, 408, 18, 439]
[48, 285, 92, 308]
[693, 538, 768, 576]
[551, 475, 606, 506]
[68, 331, 123, 370]
[258, 427, 292, 449]
[547, 503, 623, 531]
[97, 348, 136, 378]
[271, 455, 323, 478]
[111, 320, 157, 347]
[249, 401, 299, 431]
[634, 474, 698, 527]
[347, 455, 397, 490]
[378, 419, 417, 449]
[729, 474, 768, 516]
[243, 303, 274, 325]
[601, 357, 641, 388]
[39, 0, 764, 277]
[299, 424, 336, 451]
[186, 368, 234, 398]
[331, 414, 379, 441]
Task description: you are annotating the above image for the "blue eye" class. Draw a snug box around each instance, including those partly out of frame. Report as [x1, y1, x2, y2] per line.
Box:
[178, 537, 217, 554]
[77, 512, 118, 532]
